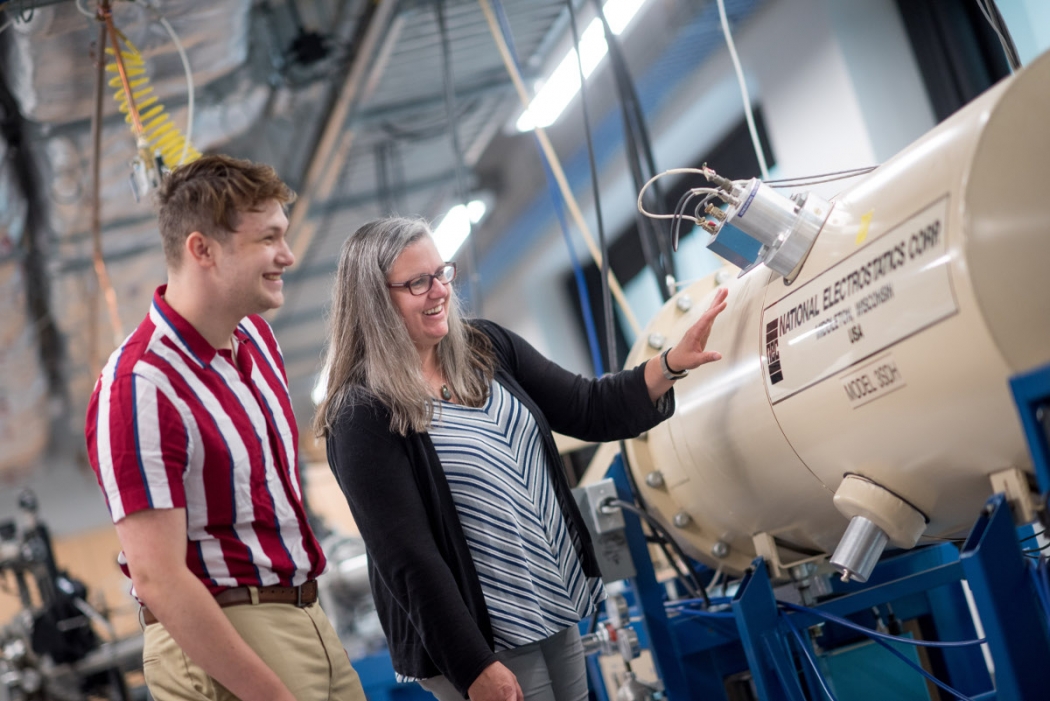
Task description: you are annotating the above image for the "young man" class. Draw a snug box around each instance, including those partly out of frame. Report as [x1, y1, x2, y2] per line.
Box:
[85, 155, 365, 701]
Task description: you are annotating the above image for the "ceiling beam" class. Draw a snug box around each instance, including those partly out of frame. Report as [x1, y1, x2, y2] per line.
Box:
[352, 72, 522, 126]
[281, 0, 401, 274]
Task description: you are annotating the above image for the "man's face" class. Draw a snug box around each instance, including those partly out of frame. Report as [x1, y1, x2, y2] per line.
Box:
[212, 199, 294, 318]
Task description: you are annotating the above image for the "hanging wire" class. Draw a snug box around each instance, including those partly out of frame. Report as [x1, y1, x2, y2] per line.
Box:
[566, 0, 617, 372]
[133, 0, 196, 166]
[479, 0, 643, 337]
[715, 0, 768, 179]
[604, 497, 709, 605]
[1020, 529, 1046, 543]
[435, 0, 482, 312]
[777, 601, 987, 648]
[765, 166, 878, 188]
[975, 0, 1021, 71]
[592, 0, 676, 300]
[781, 604, 981, 700]
[782, 614, 843, 701]
[88, 1, 124, 351]
[857, 628, 977, 700]
[489, 0, 604, 375]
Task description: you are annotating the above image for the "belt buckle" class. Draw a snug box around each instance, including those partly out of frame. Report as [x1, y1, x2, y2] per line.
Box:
[295, 582, 305, 608]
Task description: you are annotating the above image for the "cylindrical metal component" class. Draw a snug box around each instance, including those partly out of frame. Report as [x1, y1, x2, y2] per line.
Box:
[711, 541, 730, 559]
[672, 511, 691, 528]
[622, 49, 1050, 576]
[616, 626, 641, 661]
[729, 179, 800, 248]
[763, 191, 831, 279]
[645, 471, 665, 488]
[829, 516, 889, 583]
[647, 333, 666, 350]
[580, 632, 603, 656]
[676, 295, 693, 312]
[605, 594, 630, 629]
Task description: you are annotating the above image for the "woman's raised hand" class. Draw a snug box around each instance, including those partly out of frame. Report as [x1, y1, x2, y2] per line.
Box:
[666, 286, 729, 371]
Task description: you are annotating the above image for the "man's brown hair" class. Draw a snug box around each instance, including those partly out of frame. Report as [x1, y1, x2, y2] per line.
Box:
[156, 154, 296, 267]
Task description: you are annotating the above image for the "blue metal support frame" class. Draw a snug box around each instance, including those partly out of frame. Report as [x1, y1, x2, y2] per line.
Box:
[1009, 364, 1050, 493]
[607, 456, 693, 701]
[960, 493, 1050, 699]
[603, 459, 997, 700]
[731, 561, 802, 701]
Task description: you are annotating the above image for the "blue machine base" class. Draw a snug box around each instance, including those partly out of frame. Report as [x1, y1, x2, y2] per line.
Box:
[603, 458, 1050, 701]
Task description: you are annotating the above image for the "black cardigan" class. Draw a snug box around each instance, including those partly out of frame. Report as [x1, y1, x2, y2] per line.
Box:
[326, 320, 674, 697]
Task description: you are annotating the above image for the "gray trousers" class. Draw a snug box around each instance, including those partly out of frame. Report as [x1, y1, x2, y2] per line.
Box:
[418, 625, 588, 701]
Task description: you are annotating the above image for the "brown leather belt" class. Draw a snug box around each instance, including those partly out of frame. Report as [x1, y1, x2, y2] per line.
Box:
[140, 579, 318, 626]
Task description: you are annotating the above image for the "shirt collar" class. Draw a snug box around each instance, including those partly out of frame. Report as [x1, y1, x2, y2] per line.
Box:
[152, 285, 247, 368]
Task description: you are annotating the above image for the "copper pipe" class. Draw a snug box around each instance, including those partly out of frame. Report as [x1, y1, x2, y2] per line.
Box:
[90, 1, 124, 358]
[102, 6, 144, 138]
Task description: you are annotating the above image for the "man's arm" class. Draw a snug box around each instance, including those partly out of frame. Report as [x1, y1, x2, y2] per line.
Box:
[116, 508, 298, 701]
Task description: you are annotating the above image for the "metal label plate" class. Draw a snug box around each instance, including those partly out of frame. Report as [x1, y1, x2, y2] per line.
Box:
[762, 197, 956, 404]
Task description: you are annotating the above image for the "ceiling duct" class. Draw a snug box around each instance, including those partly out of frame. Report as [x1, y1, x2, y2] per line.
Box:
[0, 0, 251, 125]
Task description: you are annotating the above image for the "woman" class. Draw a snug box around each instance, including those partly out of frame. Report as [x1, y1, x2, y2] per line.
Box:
[314, 217, 728, 701]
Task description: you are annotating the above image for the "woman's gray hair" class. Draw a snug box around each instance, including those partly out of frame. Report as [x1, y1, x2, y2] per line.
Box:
[313, 216, 495, 437]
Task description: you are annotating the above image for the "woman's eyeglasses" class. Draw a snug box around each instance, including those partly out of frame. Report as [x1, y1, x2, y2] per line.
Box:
[386, 263, 457, 296]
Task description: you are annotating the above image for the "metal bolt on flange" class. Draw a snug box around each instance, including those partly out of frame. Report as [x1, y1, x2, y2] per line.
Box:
[645, 471, 665, 488]
[711, 541, 730, 558]
[676, 295, 693, 312]
[672, 511, 691, 528]
[647, 333, 666, 350]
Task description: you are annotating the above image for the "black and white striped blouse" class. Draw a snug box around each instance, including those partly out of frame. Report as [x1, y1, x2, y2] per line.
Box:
[429, 379, 606, 651]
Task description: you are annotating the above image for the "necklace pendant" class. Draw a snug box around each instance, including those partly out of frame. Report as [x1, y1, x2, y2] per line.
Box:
[440, 384, 452, 401]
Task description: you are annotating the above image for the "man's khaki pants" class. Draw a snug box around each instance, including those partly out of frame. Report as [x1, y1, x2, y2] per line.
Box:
[142, 599, 365, 701]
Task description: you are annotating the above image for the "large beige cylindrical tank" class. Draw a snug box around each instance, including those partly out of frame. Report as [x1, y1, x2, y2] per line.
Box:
[624, 49, 1050, 579]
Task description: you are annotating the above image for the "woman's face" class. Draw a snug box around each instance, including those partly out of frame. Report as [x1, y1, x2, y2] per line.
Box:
[387, 236, 452, 356]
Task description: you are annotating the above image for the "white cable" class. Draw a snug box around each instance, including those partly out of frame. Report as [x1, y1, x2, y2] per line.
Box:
[639, 187, 721, 222]
[716, 0, 769, 180]
[136, 0, 195, 166]
[75, 0, 95, 19]
[636, 167, 711, 218]
[705, 564, 724, 596]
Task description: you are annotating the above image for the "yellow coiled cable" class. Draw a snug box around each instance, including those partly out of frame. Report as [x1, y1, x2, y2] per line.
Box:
[105, 34, 200, 169]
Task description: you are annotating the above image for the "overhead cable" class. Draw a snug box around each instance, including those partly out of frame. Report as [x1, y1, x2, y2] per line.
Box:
[435, 0, 482, 311]
[134, 0, 196, 166]
[715, 0, 769, 180]
[478, 0, 642, 337]
[975, 0, 1021, 71]
[592, 0, 676, 301]
[89, 9, 124, 355]
[566, 0, 616, 371]
[490, 0, 604, 375]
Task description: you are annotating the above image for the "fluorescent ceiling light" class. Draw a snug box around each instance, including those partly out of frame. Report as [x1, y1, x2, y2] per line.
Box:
[516, 0, 649, 132]
[433, 199, 487, 260]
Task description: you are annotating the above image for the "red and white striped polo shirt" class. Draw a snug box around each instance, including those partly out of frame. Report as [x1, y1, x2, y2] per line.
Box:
[85, 286, 325, 594]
